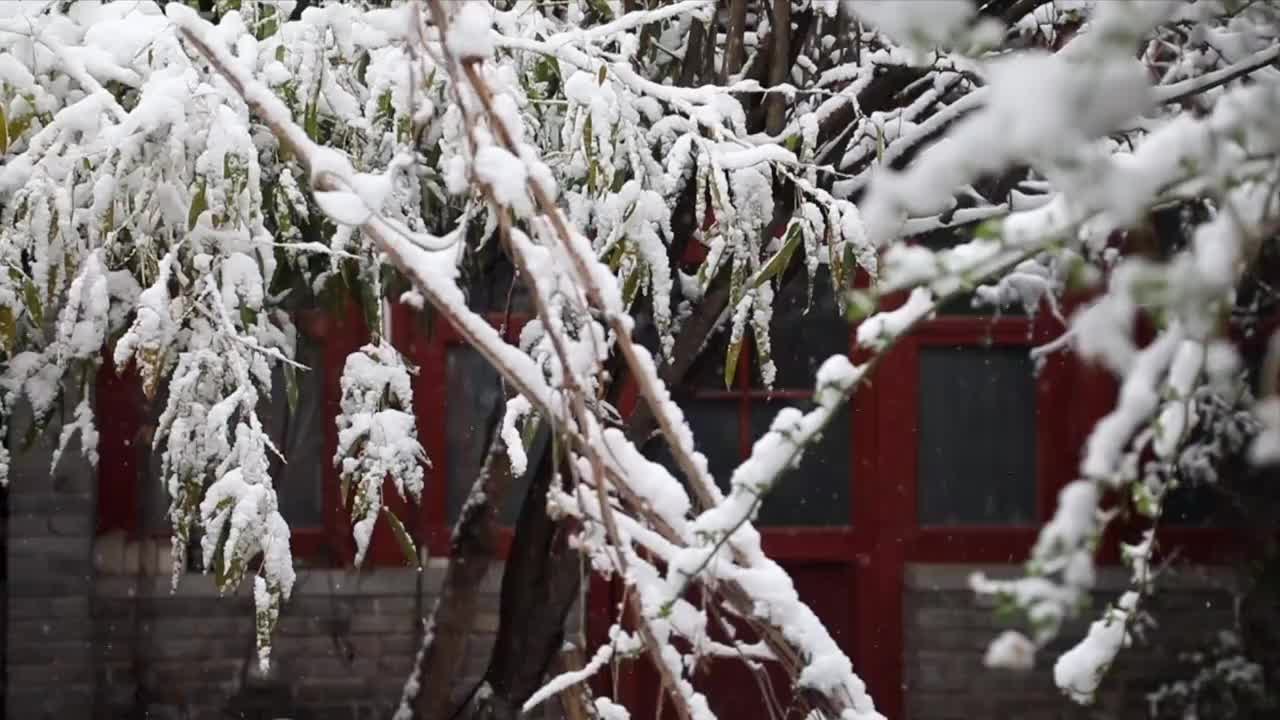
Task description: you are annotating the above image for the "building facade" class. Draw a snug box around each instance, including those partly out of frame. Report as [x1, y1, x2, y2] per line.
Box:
[2, 270, 1249, 720]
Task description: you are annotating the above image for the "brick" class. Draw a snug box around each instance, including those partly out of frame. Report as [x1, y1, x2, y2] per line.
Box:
[9, 596, 89, 619]
[6, 491, 94, 515]
[350, 612, 417, 635]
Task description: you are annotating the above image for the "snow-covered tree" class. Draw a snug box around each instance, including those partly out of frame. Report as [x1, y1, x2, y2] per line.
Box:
[2, 0, 1280, 717]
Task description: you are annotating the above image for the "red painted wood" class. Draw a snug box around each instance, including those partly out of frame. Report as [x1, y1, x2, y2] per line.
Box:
[95, 350, 141, 535]
[869, 338, 914, 720]
[908, 528, 1038, 563]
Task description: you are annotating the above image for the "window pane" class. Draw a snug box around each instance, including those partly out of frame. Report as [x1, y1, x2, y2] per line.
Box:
[918, 346, 1036, 525]
[139, 391, 168, 534]
[267, 330, 326, 527]
[641, 400, 738, 513]
[766, 272, 850, 389]
[685, 324, 732, 390]
[445, 347, 533, 526]
[746, 402, 852, 526]
[461, 247, 533, 314]
[686, 399, 742, 484]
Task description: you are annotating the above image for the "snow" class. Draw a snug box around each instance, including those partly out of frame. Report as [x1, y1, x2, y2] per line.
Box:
[1082, 326, 1183, 484]
[847, 0, 976, 48]
[314, 190, 373, 226]
[474, 146, 532, 215]
[1054, 592, 1139, 703]
[5, 0, 1280, 715]
[984, 630, 1036, 671]
[856, 287, 934, 351]
[335, 343, 427, 566]
[444, 2, 495, 61]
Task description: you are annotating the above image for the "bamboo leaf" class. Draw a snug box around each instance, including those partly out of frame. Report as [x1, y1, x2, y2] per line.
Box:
[188, 182, 207, 230]
[0, 305, 15, 355]
[724, 336, 743, 389]
[20, 277, 43, 329]
[383, 507, 419, 568]
[304, 99, 320, 140]
[752, 223, 802, 289]
[283, 363, 299, 414]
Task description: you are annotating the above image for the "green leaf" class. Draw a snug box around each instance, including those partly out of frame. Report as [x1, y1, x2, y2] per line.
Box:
[383, 507, 419, 568]
[586, 0, 614, 21]
[752, 223, 802, 289]
[304, 99, 319, 141]
[724, 336, 742, 390]
[597, 64, 607, 85]
[973, 219, 1003, 240]
[519, 415, 541, 459]
[845, 289, 878, 322]
[7, 111, 31, 146]
[283, 363, 299, 414]
[210, 499, 235, 587]
[20, 277, 42, 329]
[0, 305, 15, 355]
[257, 5, 279, 40]
[0, 102, 8, 154]
[188, 182, 207, 230]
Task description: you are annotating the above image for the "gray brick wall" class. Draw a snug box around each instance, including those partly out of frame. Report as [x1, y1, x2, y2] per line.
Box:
[93, 564, 515, 720]
[904, 563, 1237, 720]
[3, 387, 575, 720]
[5, 393, 97, 719]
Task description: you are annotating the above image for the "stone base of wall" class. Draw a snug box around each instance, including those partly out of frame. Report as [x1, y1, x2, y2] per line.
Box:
[904, 563, 1238, 720]
[92, 561, 568, 720]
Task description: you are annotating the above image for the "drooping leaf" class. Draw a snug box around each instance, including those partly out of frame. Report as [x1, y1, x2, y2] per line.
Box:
[20, 276, 43, 329]
[283, 363, 299, 414]
[0, 305, 15, 355]
[188, 182, 208, 230]
[724, 336, 742, 389]
[753, 223, 802, 289]
[383, 506, 419, 568]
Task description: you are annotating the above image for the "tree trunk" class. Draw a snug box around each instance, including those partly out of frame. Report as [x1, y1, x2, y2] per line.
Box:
[414, 432, 512, 719]
[765, 0, 791, 134]
[722, 0, 748, 82]
[680, 19, 707, 87]
[460, 440, 582, 720]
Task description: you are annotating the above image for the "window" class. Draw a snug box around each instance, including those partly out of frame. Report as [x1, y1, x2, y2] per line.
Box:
[395, 307, 536, 556]
[917, 346, 1037, 526]
[667, 272, 856, 528]
[443, 345, 541, 525]
[261, 328, 328, 527]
